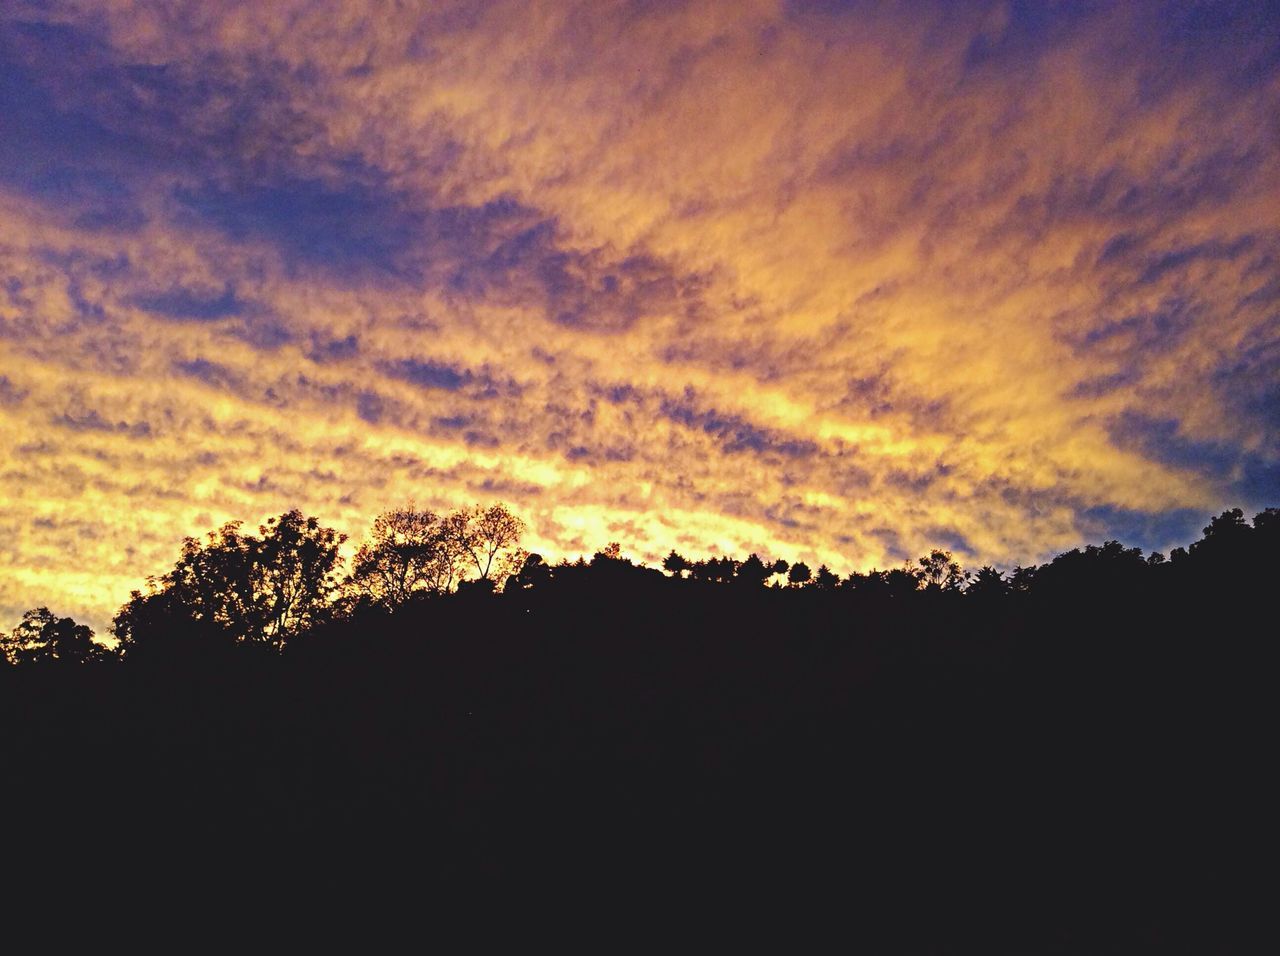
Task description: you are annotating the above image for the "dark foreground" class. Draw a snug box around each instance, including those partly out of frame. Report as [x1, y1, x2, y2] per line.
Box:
[4, 569, 1265, 951]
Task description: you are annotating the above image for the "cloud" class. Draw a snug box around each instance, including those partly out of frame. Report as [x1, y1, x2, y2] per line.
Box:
[659, 391, 819, 459]
[0, 0, 1276, 628]
[53, 407, 153, 438]
[0, 374, 27, 405]
[1109, 411, 1280, 509]
[174, 174, 430, 279]
[135, 284, 244, 321]
[1076, 504, 1206, 555]
[173, 357, 242, 390]
[380, 358, 470, 391]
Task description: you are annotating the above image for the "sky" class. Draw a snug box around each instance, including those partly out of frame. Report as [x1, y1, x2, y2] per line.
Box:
[1, 0, 1277, 630]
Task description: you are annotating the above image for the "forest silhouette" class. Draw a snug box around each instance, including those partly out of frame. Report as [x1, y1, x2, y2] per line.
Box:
[4, 504, 1272, 950]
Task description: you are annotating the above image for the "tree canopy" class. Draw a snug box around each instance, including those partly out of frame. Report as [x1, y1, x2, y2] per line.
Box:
[0, 607, 108, 665]
[113, 509, 344, 655]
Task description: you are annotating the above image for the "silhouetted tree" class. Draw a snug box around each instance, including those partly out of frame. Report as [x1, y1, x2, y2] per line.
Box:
[662, 550, 691, 577]
[113, 510, 344, 653]
[918, 549, 966, 591]
[1033, 540, 1146, 599]
[853, 566, 916, 599]
[890, 568, 921, 598]
[1009, 565, 1039, 593]
[813, 564, 839, 590]
[347, 504, 448, 610]
[506, 552, 552, 593]
[111, 587, 224, 661]
[1252, 508, 1280, 564]
[1194, 508, 1250, 548]
[736, 553, 771, 587]
[788, 561, 812, 587]
[1, 607, 109, 665]
[967, 566, 1008, 600]
[690, 556, 736, 584]
[425, 510, 476, 593]
[455, 503, 527, 586]
[593, 542, 624, 563]
[252, 511, 346, 645]
[1189, 508, 1253, 572]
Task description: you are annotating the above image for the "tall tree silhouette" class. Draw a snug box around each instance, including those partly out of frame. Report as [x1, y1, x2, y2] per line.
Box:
[455, 503, 527, 585]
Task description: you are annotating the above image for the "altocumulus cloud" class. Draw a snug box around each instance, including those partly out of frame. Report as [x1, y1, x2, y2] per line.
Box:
[0, 0, 1277, 628]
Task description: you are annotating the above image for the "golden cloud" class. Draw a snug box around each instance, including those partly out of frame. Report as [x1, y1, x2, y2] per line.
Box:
[1, 1, 1276, 628]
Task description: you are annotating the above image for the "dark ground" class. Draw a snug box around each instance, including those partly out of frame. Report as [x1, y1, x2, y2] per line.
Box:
[2, 557, 1267, 951]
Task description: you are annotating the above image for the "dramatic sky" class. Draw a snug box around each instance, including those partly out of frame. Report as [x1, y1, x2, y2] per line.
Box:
[2, 0, 1278, 629]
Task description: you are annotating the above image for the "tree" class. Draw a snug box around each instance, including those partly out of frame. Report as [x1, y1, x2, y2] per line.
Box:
[1032, 540, 1146, 598]
[506, 552, 552, 593]
[966, 566, 1008, 600]
[1009, 565, 1039, 592]
[663, 550, 691, 578]
[813, 564, 839, 590]
[454, 503, 526, 586]
[111, 586, 224, 661]
[424, 509, 475, 594]
[918, 549, 966, 592]
[113, 510, 345, 653]
[254, 511, 347, 645]
[1, 608, 108, 665]
[859, 567, 919, 599]
[694, 556, 736, 584]
[1190, 508, 1251, 560]
[788, 561, 812, 587]
[347, 504, 450, 610]
[593, 541, 624, 563]
[1201, 508, 1248, 541]
[735, 553, 771, 587]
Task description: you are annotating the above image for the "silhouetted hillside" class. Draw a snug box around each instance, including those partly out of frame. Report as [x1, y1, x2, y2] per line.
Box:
[3, 507, 1273, 951]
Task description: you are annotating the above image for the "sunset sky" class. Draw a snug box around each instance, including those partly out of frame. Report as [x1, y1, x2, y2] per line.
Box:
[2, 0, 1277, 629]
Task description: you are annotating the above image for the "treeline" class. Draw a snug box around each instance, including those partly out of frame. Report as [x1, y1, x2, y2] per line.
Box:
[1, 502, 524, 663]
[3, 503, 1276, 664]
[5, 504, 1271, 949]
